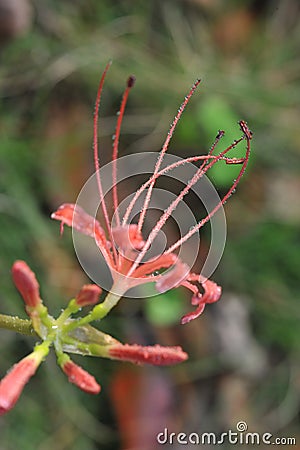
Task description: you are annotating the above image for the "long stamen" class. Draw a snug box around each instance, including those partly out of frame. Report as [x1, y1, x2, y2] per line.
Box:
[112, 76, 136, 227]
[166, 121, 252, 255]
[122, 154, 217, 226]
[93, 62, 117, 263]
[122, 152, 242, 226]
[136, 79, 201, 233]
[126, 126, 250, 277]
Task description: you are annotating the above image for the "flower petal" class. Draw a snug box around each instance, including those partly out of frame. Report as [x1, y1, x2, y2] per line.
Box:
[132, 253, 177, 278]
[198, 279, 222, 304]
[155, 260, 189, 293]
[181, 302, 206, 325]
[112, 224, 145, 252]
[51, 203, 113, 266]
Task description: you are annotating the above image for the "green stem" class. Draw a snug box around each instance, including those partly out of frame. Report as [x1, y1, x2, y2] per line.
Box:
[63, 289, 123, 334]
[0, 313, 37, 337]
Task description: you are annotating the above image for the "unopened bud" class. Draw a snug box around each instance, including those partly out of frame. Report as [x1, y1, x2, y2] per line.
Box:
[0, 353, 42, 415]
[12, 261, 41, 308]
[75, 284, 102, 307]
[61, 359, 100, 394]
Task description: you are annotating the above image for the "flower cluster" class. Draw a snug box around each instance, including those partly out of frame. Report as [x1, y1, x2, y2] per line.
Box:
[0, 261, 187, 415]
[0, 63, 252, 415]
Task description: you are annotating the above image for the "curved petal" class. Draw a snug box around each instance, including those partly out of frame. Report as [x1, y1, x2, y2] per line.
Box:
[132, 253, 177, 279]
[51, 203, 114, 267]
[181, 302, 206, 325]
[155, 260, 190, 293]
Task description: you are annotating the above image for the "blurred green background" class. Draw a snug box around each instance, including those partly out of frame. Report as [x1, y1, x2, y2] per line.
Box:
[0, 1, 299, 449]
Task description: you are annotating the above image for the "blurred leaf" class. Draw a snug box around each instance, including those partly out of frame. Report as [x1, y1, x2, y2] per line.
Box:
[144, 289, 185, 326]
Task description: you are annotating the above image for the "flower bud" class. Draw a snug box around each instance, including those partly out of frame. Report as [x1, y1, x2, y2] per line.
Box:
[0, 354, 41, 415]
[11, 260, 41, 308]
[75, 284, 102, 307]
[61, 359, 100, 394]
[108, 343, 188, 366]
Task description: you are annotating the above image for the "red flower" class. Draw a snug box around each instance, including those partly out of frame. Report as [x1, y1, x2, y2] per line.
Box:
[51, 63, 252, 323]
[0, 353, 42, 415]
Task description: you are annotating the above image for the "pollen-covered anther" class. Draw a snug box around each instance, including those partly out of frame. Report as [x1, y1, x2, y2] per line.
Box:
[127, 75, 136, 88]
[239, 120, 253, 140]
[180, 277, 222, 325]
[11, 260, 41, 308]
[225, 157, 245, 165]
[108, 343, 188, 366]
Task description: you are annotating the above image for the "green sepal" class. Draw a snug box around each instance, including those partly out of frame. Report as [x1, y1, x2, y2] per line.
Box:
[60, 324, 119, 356]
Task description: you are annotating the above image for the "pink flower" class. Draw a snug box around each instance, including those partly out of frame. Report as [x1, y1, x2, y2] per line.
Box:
[11, 260, 41, 308]
[60, 359, 101, 394]
[52, 63, 252, 324]
[0, 353, 42, 415]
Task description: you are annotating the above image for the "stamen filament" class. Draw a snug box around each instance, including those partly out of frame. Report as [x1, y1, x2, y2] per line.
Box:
[93, 61, 118, 264]
[122, 154, 241, 226]
[137, 79, 201, 233]
[166, 122, 252, 254]
[112, 76, 135, 227]
[126, 130, 249, 277]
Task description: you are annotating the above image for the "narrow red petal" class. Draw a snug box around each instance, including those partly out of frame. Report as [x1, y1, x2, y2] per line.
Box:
[155, 260, 189, 293]
[51, 203, 104, 240]
[180, 278, 222, 324]
[62, 360, 100, 394]
[199, 279, 222, 304]
[109, 344, 188, 366]
[51, 203, 114, 266]
[112, 224, 145, 252]
[132, 253, 177, 278]
[181, 303, 206, 325]
[0, 355, 40, 415]
[11, 261, 41, 308]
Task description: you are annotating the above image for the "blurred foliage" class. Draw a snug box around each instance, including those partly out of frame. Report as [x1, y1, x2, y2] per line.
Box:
[0, 0, 299, 449]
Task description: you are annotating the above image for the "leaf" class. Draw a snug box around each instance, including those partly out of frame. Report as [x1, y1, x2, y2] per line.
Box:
[144, 289, 185, 326]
